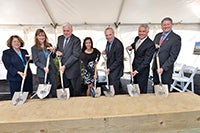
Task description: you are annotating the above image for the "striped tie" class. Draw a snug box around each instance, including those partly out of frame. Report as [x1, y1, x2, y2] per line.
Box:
[159, 34, 165, 45]
[136, 39, 141, 50]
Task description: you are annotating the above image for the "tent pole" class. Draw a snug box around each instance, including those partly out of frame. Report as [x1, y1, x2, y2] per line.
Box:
[40, 0, 57, 28]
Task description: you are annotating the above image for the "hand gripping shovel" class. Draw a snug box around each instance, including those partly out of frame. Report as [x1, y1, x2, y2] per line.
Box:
[90, 58, 101, 98]
[36, 52, 52, 99]
[126, 50, 140, 96]
[12, 55, 30, 105]
[56, 57, 70, 100]
[102, 55, 115, 97]
[154, 51, 169, 97]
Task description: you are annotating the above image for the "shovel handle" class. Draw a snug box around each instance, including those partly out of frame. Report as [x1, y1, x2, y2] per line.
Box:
[126, 49, 134, 84]
[102, 54, 110, 86]
[156, 52, 163, 84]
[58, 57, 65, 89]
[94, 63, 98, 87]
[20, 57, 30, 93]
[44, 52, 52, 84]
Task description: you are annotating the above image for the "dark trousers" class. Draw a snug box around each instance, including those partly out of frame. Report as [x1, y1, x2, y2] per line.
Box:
[63, 76, 81, 97]
[9, 78, 33, 98]
[109, 76, 121, 95]
[134, 70, 149, 94]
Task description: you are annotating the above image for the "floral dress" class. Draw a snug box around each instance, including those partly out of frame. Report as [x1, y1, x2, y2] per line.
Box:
[80, 48, 100, 85]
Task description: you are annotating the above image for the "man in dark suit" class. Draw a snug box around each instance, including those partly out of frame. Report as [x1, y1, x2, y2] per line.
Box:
[102, 27, 124, 94]
[152, 17, 181, 89]
[56, 23, 81, 97]
[126, 24, 155, 93]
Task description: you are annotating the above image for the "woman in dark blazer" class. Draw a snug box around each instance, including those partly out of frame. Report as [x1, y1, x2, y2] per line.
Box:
[31, 29, 57, 98]
[2, 35, 33, 98]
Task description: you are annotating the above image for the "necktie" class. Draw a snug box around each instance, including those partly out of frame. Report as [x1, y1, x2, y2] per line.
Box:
[63, 38, 69, 49]
[135, 39, 141, 50]
[159, 34, 165, 45]
[106, 42, 111, 52]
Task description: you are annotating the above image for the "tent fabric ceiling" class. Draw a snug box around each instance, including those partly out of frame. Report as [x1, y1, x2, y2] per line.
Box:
[0, 0, 200, 27]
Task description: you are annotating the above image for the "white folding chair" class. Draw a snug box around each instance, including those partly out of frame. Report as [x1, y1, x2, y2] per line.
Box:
[172, 63, 186, 78]
[170, 65, 198, 93]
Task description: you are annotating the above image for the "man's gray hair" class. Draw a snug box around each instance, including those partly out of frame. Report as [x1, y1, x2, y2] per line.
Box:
[139, 24, 149, 32]
[104, 27, 115, 34]
[62, 22, 73, 30]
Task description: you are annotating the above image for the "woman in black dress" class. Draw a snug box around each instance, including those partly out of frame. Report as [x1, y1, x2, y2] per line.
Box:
[80, 37, 101, 96]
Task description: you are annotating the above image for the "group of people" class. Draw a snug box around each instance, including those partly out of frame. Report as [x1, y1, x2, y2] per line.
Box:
[2, 17, 181, 99]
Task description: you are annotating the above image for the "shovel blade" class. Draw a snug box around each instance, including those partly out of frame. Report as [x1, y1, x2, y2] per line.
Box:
[57, 88, 70, 100]
[12, 92, 29, 106]
[127, 84, 140, 96]
[90, 87, 101, 98]
[103, 85, 115, 97]
[154, 84, 169, 97]
[37, 84, 52, 99]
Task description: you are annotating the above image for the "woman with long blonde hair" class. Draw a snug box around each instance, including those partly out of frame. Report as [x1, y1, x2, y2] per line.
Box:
[31, 29, 57, 98]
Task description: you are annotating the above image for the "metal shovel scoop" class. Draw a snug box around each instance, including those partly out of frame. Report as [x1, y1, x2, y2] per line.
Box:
[90, 78, 101, 98]
[56, 57, 70, 100]
[102, 55, 115, 97]
[154, 51, 169, 97]
[90, 60, 101, 98]
[36, 52, 52, 99]
[126, 49, 140, 96]
[12, 56, 30, 105]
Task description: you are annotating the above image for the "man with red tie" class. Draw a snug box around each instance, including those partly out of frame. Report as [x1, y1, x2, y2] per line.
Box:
[152, 17, 182, 89]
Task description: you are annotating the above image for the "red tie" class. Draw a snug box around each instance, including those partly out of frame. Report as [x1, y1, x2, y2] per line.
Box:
[159, 34, 165, 45]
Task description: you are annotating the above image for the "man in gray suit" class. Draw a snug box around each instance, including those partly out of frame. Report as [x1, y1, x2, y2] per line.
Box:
[56, 23, 81, 96]
[102, 27, 124, 94]
[152, 17, 181, 89]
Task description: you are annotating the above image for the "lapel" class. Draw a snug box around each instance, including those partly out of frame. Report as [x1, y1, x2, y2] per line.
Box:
[134, 36, 148, 52]
[160, 31, 173, 47]
[136, 38, 147, 52]
[107, 38, 116, 58]
[60, 36, 65, 50]
[11, 48, 26, 66]
[63, 34, 74, 54]
[39, 48, 47, 63]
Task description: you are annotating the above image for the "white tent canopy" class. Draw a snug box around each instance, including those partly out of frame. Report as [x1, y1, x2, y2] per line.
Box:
[0, 0, 200, 79]
[0, 0, 200, 26]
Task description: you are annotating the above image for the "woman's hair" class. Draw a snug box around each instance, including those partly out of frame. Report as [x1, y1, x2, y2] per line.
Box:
[34, 29, 50, 50]
[82, 37, 93, 52]
[7, 35, 24, 48]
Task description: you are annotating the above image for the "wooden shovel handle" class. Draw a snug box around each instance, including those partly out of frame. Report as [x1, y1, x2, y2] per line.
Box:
[58, 57, 64, 89]
[156, 54, 160, 69]
[156, 53, 162, 84]
[44, 52, 52, 84]
[20, 56, 30, 92]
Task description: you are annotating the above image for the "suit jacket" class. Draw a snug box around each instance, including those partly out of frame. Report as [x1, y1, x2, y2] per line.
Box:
[31, 45, 57, 78]
[56, 34, 81, 79]
[131, 36, 155, 73]
[2, 48, 32, 82]
[152, 30, 181, 84]
[106, 37, 124, 79]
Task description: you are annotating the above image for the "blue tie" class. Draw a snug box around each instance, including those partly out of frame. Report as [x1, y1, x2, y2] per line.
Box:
[106, 42, 111, 52]
[63, 38, 69, 48]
